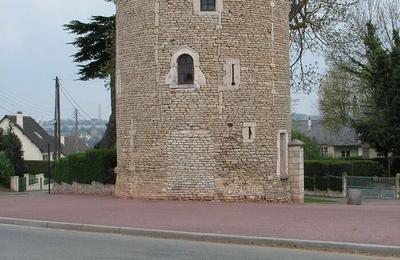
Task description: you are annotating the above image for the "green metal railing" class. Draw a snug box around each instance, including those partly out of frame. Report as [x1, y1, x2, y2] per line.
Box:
[28, 175, 38, 185]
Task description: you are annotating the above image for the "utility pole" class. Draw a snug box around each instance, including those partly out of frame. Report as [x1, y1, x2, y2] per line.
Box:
[74, 108, 79, 152]
[54, 77, 61, 160]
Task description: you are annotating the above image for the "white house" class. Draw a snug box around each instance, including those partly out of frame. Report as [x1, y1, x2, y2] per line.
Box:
[0, 112, 58, 161]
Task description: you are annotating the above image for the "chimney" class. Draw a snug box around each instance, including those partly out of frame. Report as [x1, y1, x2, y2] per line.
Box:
[308, 116, 312, 131]
[16, 111, 23, 129]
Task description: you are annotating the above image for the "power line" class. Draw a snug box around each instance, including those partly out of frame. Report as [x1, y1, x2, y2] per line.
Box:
[0, 88, 53, 113]
[0, 104, 14, 114]
[59, 83, 94, 120]
[59, 86, 90, 121]
[0, 89, 53, 117]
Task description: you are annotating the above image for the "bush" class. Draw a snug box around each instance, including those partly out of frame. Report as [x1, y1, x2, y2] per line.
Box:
[0, 152, 14, 187]
[305, 160, 352, 177]
[372, 157, 400, 176]
[52, 158, 71, 184]
[291, 130, 322, 159]
[305, 159, 385, 177]
[52, 148, 116, 185]
[25, 160, 49, 175]
[352, 160, 386, 176]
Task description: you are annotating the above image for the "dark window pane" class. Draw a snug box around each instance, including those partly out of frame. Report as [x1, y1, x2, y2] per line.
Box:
[201, 0, 216, 11]
[177, 54, 194, 85]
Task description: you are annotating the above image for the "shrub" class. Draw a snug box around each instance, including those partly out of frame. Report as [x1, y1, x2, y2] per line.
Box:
[305, 160, 352, 177]
[52, 148, 116, 185]
[25, 160, 49, 175]
[291, 130, 322, 159]
[52, 158, 71, 184]
[305, 159, 385, 177]
[351, 160, 385, 176]
[372, 157, 400, 177]
[0, 152, 14, 187]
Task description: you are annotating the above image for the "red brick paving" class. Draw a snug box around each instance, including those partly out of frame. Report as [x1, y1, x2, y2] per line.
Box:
[0, 193, 399, 246]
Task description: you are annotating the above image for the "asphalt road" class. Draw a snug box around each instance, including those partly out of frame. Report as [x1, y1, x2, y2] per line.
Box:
[0, 224, 389, 260]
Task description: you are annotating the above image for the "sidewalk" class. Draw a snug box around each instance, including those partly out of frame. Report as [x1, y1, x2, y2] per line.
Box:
[0, 193, 399, 247]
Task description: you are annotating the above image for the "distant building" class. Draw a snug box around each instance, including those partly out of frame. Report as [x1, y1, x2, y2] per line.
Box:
[0, 112, 57, 161]
[62, 135, 89, 155]
[0, 112, 88, 161]
[292, 119, 380, 159]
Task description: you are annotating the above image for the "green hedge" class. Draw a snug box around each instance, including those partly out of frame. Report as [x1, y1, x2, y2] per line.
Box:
[372, 157, 400, 176]
[0, 152, 14, 187]
[52, 148, 116, 185]
[305, 175, 343, 192]
[305, 159, 385, 177]
[25, 160, 49, 175]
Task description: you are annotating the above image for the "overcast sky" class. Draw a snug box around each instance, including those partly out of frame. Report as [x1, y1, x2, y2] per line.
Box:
[0, 0, 115, 122]
[0, 0, 318, 122]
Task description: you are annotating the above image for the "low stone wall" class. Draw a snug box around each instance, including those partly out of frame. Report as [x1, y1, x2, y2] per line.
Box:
[53, 182, 115, 195]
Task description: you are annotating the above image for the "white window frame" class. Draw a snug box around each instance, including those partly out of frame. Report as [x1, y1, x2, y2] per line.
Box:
[165, 46, 206, 90]
[193, 0, 223, 16]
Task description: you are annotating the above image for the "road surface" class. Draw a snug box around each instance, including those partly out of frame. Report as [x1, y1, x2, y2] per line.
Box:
[0, 224, 389, 260]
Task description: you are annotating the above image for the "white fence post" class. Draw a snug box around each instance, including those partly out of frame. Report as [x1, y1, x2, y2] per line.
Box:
[342, 172, 347, 198]
[24, 173, 30, 191]
[396, 173, 400, 199]
[37, 174, 45, 190]
[10, 176, 19, 192]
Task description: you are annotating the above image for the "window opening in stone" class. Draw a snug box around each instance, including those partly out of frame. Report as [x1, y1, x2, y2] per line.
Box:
[231, 64, 236, 86]
[177, 54, 194, 85]
[279, 132, 288, 178]
[201, 0, 216, 11]
[248, 127, 252, 140]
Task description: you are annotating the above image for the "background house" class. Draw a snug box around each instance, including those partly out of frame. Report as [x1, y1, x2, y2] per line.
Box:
[0, 112, 88, 161]
[292, 119, 380, 159]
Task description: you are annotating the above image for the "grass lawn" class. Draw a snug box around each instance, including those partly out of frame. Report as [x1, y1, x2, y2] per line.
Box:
[304, 196, 337, 204]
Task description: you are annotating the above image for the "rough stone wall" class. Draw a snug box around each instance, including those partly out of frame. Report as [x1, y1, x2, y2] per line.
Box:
[53, 182, 115, 196]
[115, 0, 292, 201]
[288, 140, 305, 203]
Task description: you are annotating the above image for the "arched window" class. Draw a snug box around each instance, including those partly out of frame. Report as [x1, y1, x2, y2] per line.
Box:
[201, 0, 216, 11]
[177, 54, 194, 85]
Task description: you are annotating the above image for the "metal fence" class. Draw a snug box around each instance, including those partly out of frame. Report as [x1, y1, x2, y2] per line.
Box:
[347, 176, 396, 199]
[305, 175, 343, 192]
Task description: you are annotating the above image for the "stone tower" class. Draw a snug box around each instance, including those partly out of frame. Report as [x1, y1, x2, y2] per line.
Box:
[115, 0, 293, 201]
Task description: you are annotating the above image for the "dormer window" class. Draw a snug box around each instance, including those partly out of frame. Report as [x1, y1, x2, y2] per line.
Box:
[177, 54, 194, 85]
[201, 0, 216, 11]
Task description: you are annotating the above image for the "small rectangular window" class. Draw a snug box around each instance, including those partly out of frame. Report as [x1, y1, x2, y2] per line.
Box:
[223, 59, 240, 90]
[201, 0, 216, 11]
[242, 123, 256, 143]
[321, 147, 327, 157]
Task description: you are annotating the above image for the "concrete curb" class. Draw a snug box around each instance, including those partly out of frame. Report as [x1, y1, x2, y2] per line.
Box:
[0, 217, 399, 257]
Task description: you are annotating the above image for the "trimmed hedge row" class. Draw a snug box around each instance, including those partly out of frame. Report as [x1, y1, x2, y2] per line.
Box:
[305, 175, 343, 192]
[305, 159, 385, 177]
[372, 157, 400, 176]
[52, 148, 117, 185]
[25, 160, 49, 175]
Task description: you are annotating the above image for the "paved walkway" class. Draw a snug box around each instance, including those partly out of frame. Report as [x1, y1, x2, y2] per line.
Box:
[0, 193, 399, 246]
